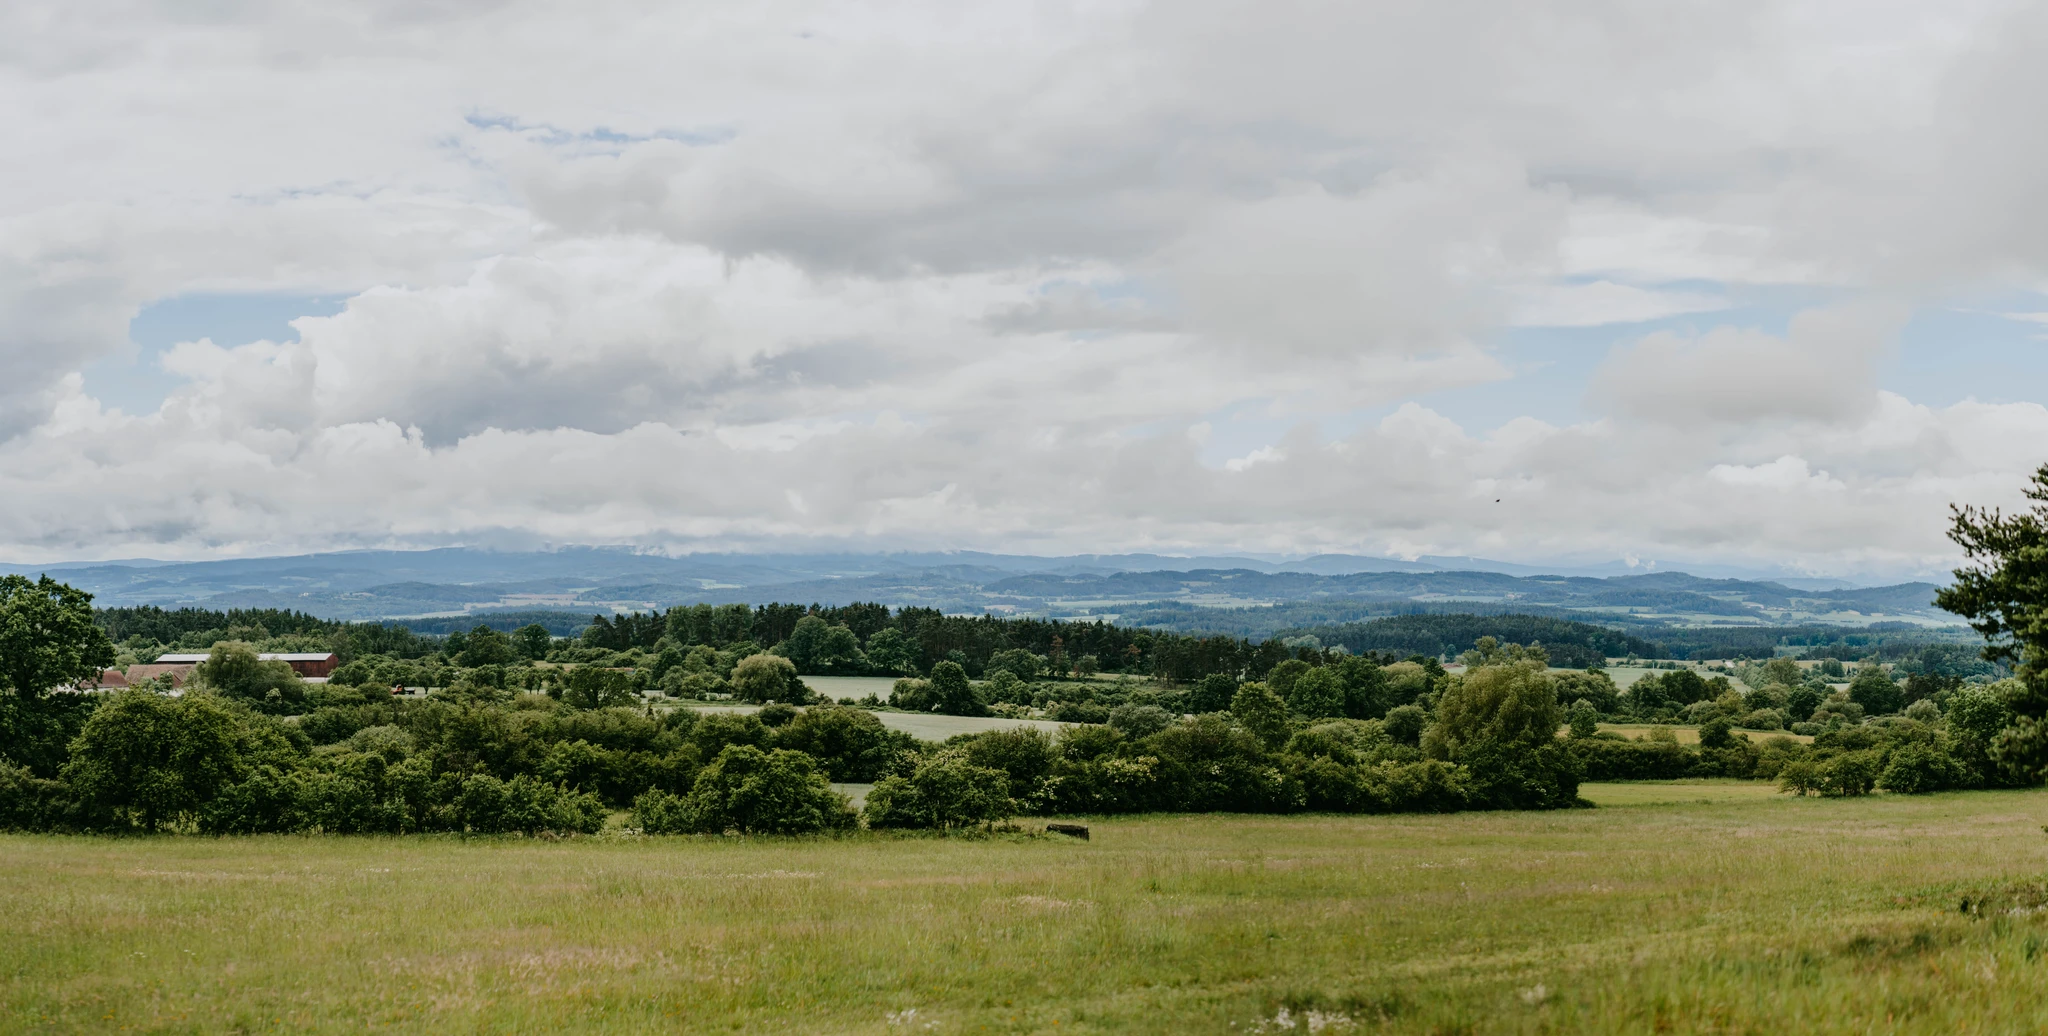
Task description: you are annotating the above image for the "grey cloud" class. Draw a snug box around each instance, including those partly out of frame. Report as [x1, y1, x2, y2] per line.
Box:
[1586, 303, 1907, 429]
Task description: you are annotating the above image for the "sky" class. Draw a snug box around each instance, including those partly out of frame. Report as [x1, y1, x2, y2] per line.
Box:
[5, 1, 2048, 582]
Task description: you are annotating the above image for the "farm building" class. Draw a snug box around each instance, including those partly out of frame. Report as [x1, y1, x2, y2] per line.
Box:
[151, 652, 339, 678]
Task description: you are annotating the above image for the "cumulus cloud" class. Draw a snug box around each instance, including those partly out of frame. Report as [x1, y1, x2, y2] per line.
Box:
[1587, 303, 1907, 429]
[2, 0, 2047, 578]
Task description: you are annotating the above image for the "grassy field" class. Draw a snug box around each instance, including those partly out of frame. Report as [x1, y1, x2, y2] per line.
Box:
[799, 676, 905, 702]
[7, 787, 2048, 1034]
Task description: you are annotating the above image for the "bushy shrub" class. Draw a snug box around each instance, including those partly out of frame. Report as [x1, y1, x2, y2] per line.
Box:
[1288, 754, 1378, 811]
[686, 710, 772, 760]
[1286, 668, 1345, 719]
[1810, 699, 1865, 726]
[327, 659, 377, 687]
[1265, 660, 1310, 699]
[1679, 700, 1730, 726]
[985, 649, 1047, 682]
[1692, 742, 1759, 779]
[730, 654, 804, 704]
[1778, 759, 1820, 796]
[926, 661, 988, 717]
[1283, 719, 1387, 765]
[773, 617, 866, 675]
[631, 788, 693, 834]
[345, 724, 415, 762]
[1848, 667, 1905, 716]
[674, 745, 855, 834]
[1564, 735, 1694, 781]
[535, 739, 626, 802]
[563, 666, 638, 709]
[1551, 670, 1620, 715]
[771, 705, 917, 782]
[862, 752, 1012, 829]
[1188, 673, 1239, 714]
[954, 727, 1056, 802]
[889, 677, 936, 712]
[1230, 682, 1293, 749]
[981, 670, 1029, 706]
[1698, 717, 1734, 749]
[1566, 700, 1599, 739]
[1786, 685, 1825, 722]
[63, 690, 300, 832]
[1877, 742, 1969, 794]
[662, 667, 727, 699]
[1140, 715, 1295, 813]
[455, 773, 607, 835]
[300, 705, 376, 745]
[0, 761, 66, 831]
[198, 765, 307, 834]
[1382, 704, 1427, 745]
[1108, 703, 1174, 738]
[1738, 709, 1785, 730]
[1047, 701, 1109, 724]
[1038, 753, 1172, 814]
[1378, 759, 1472, 813]
[194, 643, 304, 713]
[1381, 661, 1434, 709]
[1816, 751, 1881, 797]
[1280, 719, 1465, 812]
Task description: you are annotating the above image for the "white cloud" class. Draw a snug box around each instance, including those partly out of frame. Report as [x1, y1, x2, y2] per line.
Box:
[2, 0, 2047, 578]
[1507, 280, 1728, 328]
[1587, 303, 1907, 429]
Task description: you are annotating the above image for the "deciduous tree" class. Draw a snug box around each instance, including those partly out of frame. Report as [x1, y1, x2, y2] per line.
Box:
[0, 575, 114, 703]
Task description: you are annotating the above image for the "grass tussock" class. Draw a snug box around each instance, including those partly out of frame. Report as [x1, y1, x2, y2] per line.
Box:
[5, 786, 2048, 1032]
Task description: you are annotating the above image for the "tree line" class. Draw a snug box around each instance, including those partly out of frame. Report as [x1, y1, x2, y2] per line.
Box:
[6, 577, 1590, 833]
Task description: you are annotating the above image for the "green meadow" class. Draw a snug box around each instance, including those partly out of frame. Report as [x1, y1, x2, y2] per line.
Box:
[6, 785, 2048, 1034]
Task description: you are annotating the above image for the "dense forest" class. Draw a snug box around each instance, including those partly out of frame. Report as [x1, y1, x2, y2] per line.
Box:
[91, 600, 1988, 683]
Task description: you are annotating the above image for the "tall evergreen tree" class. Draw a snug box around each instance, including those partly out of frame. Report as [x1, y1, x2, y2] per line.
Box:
[1937, 463, 2048, 778]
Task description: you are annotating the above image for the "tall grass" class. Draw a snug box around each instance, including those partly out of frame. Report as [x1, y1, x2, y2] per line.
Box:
[4, 786, 2048, 1032]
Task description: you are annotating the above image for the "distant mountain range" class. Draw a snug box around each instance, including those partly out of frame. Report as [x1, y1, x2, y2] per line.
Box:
[0, 548, 1950, 629]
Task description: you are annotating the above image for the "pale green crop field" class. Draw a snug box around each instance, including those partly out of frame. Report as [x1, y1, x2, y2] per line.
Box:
[799, 675, 906, 701]
[690, 703, 1072, 741]
[1595, 665, 1742, 690]
[7, 786, 2048, 1033]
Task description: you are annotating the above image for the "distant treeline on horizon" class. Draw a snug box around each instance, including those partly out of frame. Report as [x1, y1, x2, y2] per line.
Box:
[92, 598, 1992, 677]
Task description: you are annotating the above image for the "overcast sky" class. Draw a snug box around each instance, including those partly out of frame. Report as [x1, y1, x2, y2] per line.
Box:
[5, 1, 2047, 580]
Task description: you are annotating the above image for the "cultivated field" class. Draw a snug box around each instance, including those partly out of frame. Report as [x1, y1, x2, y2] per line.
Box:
[799, 675, 906, 702]
[6, 787, 2048, 1033]
[695, 702, 1071, 741]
